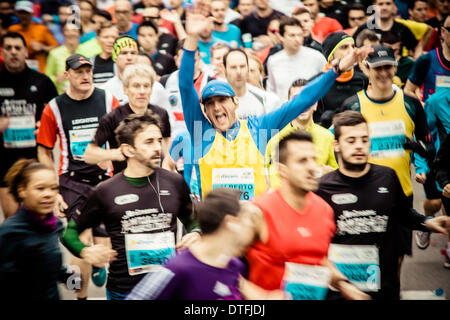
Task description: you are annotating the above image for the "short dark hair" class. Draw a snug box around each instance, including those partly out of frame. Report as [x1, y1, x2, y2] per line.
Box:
[138, 20, 159, 36]
[1, 31, 27, 48]
[348, 3, 366, 13]
[332, 111, 367, 140]
[288, 78, 309, 98]
[223, 48, 248, 69]
[279, 16, 303, 37]
[93, 8, 112, 21]
[277, 130, 313, 164]
[97, 21, 118, 36]
[408, 0, 427, 10]
[197, 188, 241, 235]
[355, 29, 380, 48]
[292, 7, 311, 17]
[381, 31, 400, 44]
[115, 111, 162, 147]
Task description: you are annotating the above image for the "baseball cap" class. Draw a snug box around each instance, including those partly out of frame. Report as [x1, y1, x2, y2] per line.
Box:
[322, 31, 354, 62]
[15, 1, 33, 13]
[201, 80, 236, 102]
[366, 45, 397, 68]
[65, 54, 92, 70]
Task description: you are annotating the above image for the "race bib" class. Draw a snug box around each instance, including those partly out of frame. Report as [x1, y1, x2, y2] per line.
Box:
[369, 120, 406, 158]
[125, 232, 176, 276]
[212, 168, 255, 200]
[69, 128, 97, 160]
[283, 263, 331, 300]
[328, 244, 380, 292]
[3, 115, 36, 148]
[436, 75, 450, 89]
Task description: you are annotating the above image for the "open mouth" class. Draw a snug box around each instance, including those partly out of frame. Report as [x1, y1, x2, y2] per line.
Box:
[215, 113, 227, 124]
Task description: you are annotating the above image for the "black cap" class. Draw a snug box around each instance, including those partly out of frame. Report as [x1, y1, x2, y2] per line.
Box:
[65, 54, 92, 70]
[322, 31, 354, 62]
[366, 45, 397, 68]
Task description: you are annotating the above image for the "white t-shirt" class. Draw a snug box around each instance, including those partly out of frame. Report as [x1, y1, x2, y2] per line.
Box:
[103, 76, 175, 134]
[236, 84, 281, 119]
[267, 47, 327, 101]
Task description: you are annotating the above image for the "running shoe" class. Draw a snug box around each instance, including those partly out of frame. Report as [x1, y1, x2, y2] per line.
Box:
[415, 231, 430, 250]
[444, 250, 450, 269]
[91, 266, 107, 287]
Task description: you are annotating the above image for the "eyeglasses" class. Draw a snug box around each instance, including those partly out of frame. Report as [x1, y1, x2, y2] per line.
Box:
[143, 15, 160, 20]
[349, 16, 365, 21]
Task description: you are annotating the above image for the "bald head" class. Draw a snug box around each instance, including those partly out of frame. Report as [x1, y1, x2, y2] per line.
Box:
[115, 0, 133, 30]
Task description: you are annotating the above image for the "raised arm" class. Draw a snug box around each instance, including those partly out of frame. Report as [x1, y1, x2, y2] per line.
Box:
[179, 12, 214, 136]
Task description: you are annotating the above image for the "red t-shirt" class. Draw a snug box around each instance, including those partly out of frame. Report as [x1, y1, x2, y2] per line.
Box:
[246, 190, 336, 290]
[312, 16, 343, 43]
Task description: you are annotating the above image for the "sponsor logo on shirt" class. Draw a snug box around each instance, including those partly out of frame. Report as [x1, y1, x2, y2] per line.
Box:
[377, 187, 389, 193]
[160, 190, 171, 196]
[331, 193, 358, 205]
[0, 88, 14, 97]
[297, 227, 312, 238]
[213, 281, 232, 297]
[114, 194, 139, 205]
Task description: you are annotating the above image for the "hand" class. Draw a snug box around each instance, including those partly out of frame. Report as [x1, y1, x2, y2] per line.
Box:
[80, 244, 117, 268]
[54, 193, 68, 218]
[185, 6, 213, 36]
[443, 184, 450, 198]
[161, 155, 177, 172]
[425, 216, 450, 234]
[415, 173, 427, 184]
[111, 148, 126, 161]
[176, 231, 201, 249]
[0, 115, 10, 132]
[42, 14, 54, 24]
[97, 160, 112, 171]
[338, 280, 372, 300]
[160, 9, 181, 24]
[337, 46, 374, 73]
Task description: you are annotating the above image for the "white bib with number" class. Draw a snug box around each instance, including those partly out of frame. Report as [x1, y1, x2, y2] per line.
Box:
[212, 167, 255, 200]
[125, 232, 176, 276]
[283, 263, 331, 300]
[69, 128, 97, 160]
[3, 115, 36, 148]
[328, 244, 380, 292]
[369, 120, 406, 158]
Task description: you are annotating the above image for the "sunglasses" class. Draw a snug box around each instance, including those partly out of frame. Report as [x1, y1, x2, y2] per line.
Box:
[349, 16, 365, 21]
[143, 15, 160, 20]
[442, 26, 450, 32]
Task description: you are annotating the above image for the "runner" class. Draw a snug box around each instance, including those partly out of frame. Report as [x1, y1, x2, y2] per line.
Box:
[342, 45, 435, 263]
[0, 32, 58, 219]
[125, 188, 283, 300]
[0, 159, 80, 300]
[245, 130, 370, 300]
[265, 78, 337, 189]
[84, 63, 172, 175]
[36, 54, 120, 300]
[61, 111, 201, 300]
[180, 7, 371, 200]
[315, 111, 450, 299]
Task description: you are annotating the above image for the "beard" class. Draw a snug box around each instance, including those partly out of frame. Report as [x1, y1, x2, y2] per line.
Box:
[135, 151, 161, 170]
[341, 156, 368, 172]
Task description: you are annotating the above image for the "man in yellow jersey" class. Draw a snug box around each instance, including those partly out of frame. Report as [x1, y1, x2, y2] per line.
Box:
[266, 78, 338, 189]
[179, 5, 371, 200]
[341, 45, 434, 267]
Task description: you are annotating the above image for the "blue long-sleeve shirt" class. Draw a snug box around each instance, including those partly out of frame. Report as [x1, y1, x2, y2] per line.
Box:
[178, 48, 339, 196]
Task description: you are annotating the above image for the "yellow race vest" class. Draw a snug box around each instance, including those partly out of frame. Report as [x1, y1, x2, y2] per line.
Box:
[198, 121, 266, 200]
[358, 89, 415, 196]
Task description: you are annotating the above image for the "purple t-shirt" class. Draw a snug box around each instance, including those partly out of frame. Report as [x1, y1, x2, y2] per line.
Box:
[125, 249, 246, 300]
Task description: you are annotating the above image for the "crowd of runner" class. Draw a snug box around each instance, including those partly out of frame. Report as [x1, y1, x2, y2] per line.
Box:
[0, 0, 449, 301]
